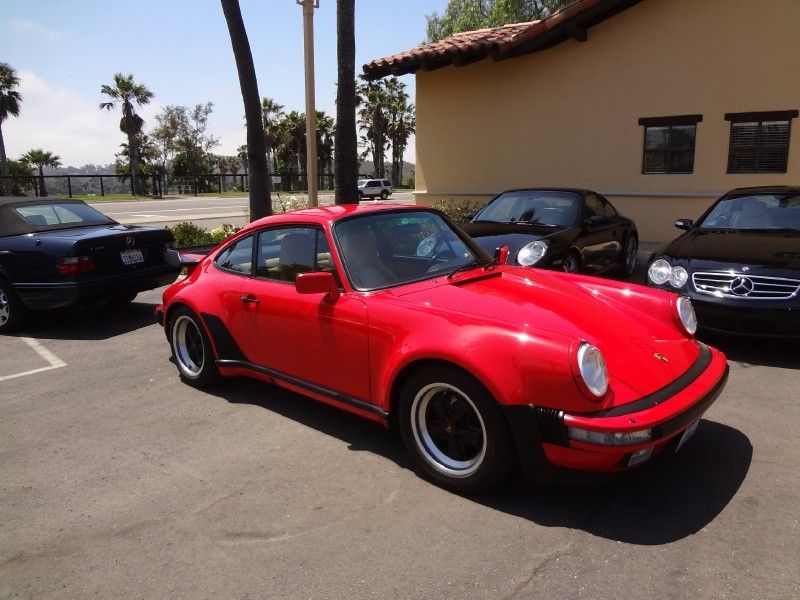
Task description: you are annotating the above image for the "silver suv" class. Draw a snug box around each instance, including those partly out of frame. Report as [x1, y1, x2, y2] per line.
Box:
[358, 178, 392, 200]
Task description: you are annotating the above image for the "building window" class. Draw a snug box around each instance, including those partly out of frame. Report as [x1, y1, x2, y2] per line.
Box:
[639, 115, 702, 174]
[726, 110, 798, 174]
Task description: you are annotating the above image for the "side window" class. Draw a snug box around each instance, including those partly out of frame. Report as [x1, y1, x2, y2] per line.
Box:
[583, 194, 605, 219]
[214, 235, 254, 275]
[256, 227, 333, 283]
[382, 180, 391, 187]
[601, 197, 618, 218]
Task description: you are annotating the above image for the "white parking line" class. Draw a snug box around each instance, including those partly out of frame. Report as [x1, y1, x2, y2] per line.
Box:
[0, 337, 67, 381]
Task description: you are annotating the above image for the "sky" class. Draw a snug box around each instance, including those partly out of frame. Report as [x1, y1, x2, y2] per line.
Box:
[2, 0, 445, 167]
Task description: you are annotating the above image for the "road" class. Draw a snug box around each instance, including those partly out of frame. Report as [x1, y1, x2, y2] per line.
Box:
[93, 192, 416, 229]
[1, 276, 798, 598]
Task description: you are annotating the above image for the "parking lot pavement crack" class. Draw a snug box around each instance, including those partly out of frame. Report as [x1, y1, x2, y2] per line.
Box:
[501, 543, 575, 600]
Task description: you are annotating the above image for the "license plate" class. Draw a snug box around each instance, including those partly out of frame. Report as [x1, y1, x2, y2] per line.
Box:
[676, 419, 700, 452]
[120, 249, 144, 265]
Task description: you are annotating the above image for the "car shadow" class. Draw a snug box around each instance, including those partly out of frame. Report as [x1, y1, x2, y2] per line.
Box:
[205, 377, 751, 545]
[698, 332, 800, 369]
[18, 300, 157, 341]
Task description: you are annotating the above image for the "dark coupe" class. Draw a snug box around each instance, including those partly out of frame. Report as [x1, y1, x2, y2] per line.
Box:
[460, 188, 639, 276]
[0, 197, 179, 333]
[647, 186, 800, 337]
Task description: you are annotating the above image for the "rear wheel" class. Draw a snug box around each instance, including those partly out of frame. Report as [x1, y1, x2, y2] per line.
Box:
[0, 279, 28, 334]
[398, 366, 516, 492]
[380, 190, 389, 200]
[168, 307, 219, 387]
[563, 251, 581, 274]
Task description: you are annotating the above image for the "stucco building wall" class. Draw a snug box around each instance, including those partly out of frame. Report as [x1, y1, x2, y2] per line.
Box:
[413, 0, 800, 242]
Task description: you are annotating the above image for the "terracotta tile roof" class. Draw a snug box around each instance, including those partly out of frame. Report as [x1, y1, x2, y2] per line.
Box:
[363, 0, 641, 80]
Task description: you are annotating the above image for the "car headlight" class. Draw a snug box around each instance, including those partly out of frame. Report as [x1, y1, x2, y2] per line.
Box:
[575, 342, 609, 398]
[670, 266, 688, 288]
[517, 241, 548, 266]
[649, 258, 689, 288]
[648, 258, 672, 285]
[675, 296, 698, 335]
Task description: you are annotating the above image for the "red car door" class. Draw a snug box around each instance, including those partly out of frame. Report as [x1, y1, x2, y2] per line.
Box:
[238, 226, 372, 403]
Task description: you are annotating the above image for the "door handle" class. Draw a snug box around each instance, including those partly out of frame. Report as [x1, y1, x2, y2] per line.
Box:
[240, 294, 260, 304]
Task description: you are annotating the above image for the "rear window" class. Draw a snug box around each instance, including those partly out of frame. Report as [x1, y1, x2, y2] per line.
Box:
[14, 202, 114, 228]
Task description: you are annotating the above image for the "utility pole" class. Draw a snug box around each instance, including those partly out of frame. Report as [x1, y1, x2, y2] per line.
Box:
[297, 0, 319, 206]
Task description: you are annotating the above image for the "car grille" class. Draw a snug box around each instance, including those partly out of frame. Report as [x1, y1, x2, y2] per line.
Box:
[692, 271, 800, 300]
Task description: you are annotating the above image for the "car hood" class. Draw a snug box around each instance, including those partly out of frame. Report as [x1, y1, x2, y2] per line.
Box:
[461, 222, 568, 263]
[395, 268, 699, 400]
[663, 229, 800, 268]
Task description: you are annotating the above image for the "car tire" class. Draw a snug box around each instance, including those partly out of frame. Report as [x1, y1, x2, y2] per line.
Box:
[380, 190, 389, 200]
[168, 306, 219, 388]
[563, 251, 581, 274]
[0, 278, 28, 334]
[398, 365, 517, 493]
[622, 236, 638, 277]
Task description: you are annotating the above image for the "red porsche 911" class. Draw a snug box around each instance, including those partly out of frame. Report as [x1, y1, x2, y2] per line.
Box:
[156, 205, 729, 492]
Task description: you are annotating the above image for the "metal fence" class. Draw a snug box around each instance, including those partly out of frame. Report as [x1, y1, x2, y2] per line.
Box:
[1, 172, 382, 198]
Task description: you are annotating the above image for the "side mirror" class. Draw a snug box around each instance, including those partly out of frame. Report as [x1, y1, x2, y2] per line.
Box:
[494, 245, 510, 265]
[585, 214, 609, 229]
[674, 218, 694, 230]
[295, 271, 340, 297]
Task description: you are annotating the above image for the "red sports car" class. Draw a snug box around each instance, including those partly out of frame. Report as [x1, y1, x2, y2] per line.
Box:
[156, 205, 728, 492]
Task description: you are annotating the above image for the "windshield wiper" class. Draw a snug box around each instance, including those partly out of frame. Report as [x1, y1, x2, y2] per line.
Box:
[447, 258, 493, 279]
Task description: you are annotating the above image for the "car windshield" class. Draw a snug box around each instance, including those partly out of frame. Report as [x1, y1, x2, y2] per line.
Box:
[13, 202, 115, 229]
[334, 211, 487, 291]
[698, 193, 800, 230]
[474, 190, 580, 227]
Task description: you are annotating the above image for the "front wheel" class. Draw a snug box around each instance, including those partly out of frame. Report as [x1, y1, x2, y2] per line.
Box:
[380, 190, 389, 200]
[168, 306, 219, 388]
[563, 251, 581, 274]
[398, 366, 516, 492]
[622, 236, 638, 276]
[0, 279, 28, 334]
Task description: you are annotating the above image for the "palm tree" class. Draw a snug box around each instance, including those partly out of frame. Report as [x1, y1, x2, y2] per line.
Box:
[357, 77, 389, 178]
[0, 62, 22, 194]
[334, 0, 359, 204]
[99, 73, 153, 195]
[261, 97, 284, 173]
[385, 78, 416, 187]
[221, 0, 271, 221]
[316, 110, 335, 189]
[20, 149, 61, 197]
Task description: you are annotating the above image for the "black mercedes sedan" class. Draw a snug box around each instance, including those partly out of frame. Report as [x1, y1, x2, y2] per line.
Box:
[0, 197, 179, 333]
[460, 188, 639, 276]
[647, 186, 800, 337]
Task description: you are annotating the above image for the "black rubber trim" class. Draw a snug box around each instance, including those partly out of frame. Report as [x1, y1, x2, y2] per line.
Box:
[652, 365, 728, 440]
[215, 359, 388, 419]
[533, 407, 568, 445]
[586, 343, 713, 418]
[201, 313, 248, 362]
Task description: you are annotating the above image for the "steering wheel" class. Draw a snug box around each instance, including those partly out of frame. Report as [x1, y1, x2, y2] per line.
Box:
[416, 235, 438, 257]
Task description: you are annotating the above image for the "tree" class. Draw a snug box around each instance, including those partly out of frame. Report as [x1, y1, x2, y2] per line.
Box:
[174, 103, 219, 181]
[152, 105, 184, 180]
[334, 0, 359, 204]
[20, 149, 61, 197]
[425, 0, 572, 42]
[316, 110, 335, 187]
[261, 97, 284, 173]
[99, 73, 153, 195]
[0, 62, 22, 194]
[221, 0, 271, 221]
[385, 78, 415, 187]
[357, 77, 390, 178]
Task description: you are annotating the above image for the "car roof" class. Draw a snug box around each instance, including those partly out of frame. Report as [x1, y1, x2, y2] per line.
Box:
[246, 203, 430, 230]
[0, 196, 84, 207]
[724, 186, 800, 197]
[494, 188, 592, 196]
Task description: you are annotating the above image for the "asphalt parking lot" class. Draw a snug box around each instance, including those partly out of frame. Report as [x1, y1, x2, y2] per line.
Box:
[1, 278, 799, 598]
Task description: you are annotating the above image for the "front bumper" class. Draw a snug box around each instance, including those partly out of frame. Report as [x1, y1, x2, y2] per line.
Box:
[15, 265, 180, 310]
[502, 342, 729, 482]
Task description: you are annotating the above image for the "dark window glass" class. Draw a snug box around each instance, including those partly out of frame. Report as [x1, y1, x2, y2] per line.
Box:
[698, 193, 800, 230]
[214, 236, 253, 275]
[728, 119, 792, 174]
[14, 202, 114, 227]
[474, 190, 581, 227]
[583, 194, 605, 218]
[641, 121, 697, 174]
[601, 197, 619, 218]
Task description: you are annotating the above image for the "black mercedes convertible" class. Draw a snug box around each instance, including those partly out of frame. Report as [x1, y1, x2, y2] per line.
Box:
[0, 197, 179, 333]
[460, 188, 639, 276]
[647, 186, 800, 337]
